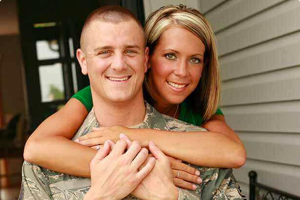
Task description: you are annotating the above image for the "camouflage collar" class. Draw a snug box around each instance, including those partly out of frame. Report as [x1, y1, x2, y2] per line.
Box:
[130, 102, 170, 131]
[73, 102, 170, 140]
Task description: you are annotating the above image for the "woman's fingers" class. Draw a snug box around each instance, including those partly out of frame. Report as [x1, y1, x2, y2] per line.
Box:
[170, 160, 200, 176]
[173, 178, 197, 191]
[91, 145, 104, 150]
[167, 156, 182, 163]
[92, 127, 107, 131]
[172, 170, 202, 185]
[78, 131, 103, 141]
[77, 138, 107, 146]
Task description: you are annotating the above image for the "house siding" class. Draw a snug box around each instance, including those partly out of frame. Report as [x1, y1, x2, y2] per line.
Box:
[201, 0, 300, 197]
[143, 0, 300, 198]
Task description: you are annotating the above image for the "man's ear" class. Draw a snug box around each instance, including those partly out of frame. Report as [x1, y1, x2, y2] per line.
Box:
[144, 47, 149, 73]
[76, 49, 88, 75]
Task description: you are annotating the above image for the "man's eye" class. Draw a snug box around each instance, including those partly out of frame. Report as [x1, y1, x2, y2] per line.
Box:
[125, 49, 136, 54]
[99, 51, 109, 55]
[190, 58, 201, 64]
[165, 53, 176, 60]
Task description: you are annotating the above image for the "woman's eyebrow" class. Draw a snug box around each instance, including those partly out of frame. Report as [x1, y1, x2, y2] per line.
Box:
[163, 49, 204, 57]
[192, 53, 204, 57]
[162, 49, 179, 53]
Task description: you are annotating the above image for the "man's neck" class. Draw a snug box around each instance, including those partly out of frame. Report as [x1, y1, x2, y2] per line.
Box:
[91, 91, 146, 127]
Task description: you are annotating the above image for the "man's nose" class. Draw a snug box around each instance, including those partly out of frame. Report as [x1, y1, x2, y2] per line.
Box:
[111, 53, 127, 71]
[174, 60, 188, 77]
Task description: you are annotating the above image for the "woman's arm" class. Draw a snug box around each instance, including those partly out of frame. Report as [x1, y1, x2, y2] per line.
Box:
[24, 99, 201, 190]
[23, 98, 96, 177]
[202, 114, 246, 167]
[25, 98, 245, 180]
[77, 116, 246, 169]
[202, 115, 243, 145]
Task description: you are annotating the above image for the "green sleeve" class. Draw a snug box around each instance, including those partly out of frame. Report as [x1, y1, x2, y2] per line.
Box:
[72, 86, 93, 112]
[179, 101, 224, 126]
[215, 107, 224, 115]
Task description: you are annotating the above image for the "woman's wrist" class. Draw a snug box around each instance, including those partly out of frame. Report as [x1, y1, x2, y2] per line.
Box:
[125, 128, 151, 148]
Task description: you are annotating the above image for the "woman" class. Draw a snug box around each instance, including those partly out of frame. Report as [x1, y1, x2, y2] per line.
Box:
[24, 5, 246, 190]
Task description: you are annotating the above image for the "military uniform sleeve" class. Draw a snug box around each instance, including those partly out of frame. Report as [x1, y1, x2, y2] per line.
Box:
[176, 167, 244, 200]
[177, 189, 201, 200]
[210, 174, 244, 200]
[19, 161, 52, 200]
[211, 174, 245, 200]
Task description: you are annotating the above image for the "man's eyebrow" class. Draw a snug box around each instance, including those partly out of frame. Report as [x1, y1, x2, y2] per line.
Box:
[93, 46, 113, 52]
[93, 45, 141, 52]
[125, 45, 141, 50]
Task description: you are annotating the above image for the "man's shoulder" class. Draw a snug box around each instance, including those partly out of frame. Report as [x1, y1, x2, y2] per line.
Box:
[21, 161, 91, 200]
[73, 109, 99, 140]
[162, 114, 207, 132]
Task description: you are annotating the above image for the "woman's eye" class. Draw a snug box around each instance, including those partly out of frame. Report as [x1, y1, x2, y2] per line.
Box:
[165, 53, 176, 60]
[190, 58, 201, 64]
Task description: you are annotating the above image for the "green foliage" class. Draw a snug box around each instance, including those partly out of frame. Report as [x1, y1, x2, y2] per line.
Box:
[49, 84, 64, 100]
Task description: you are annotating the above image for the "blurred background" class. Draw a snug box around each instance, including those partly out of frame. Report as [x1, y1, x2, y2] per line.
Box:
[0, 0, 299, 199]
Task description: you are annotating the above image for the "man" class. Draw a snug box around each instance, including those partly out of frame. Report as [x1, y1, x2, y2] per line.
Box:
[20, 5, 243, 200]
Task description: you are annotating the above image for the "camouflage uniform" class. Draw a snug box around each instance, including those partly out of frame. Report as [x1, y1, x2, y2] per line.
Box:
[20, 103, 244, 200]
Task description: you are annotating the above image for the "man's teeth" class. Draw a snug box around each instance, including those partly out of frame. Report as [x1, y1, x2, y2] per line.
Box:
[167, 81, 186, 89]
[108, 77, 129, 81]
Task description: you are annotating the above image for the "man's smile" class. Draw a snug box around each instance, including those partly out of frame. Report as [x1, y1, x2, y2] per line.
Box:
[106, 76, 132, 82]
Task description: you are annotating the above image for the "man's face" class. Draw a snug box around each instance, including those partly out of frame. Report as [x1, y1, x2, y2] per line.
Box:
[78, 20, 148, 104]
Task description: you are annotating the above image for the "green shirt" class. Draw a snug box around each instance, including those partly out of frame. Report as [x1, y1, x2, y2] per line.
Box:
[73, 86, 223, 126]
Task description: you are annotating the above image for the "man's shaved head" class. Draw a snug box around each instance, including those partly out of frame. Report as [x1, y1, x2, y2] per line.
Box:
[80, 5, 145, 51]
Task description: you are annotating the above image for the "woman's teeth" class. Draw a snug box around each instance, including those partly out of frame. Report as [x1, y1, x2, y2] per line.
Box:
[167, 81, 186, 89]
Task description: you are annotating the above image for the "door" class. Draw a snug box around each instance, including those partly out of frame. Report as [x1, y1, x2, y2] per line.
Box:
[18, 0, 145, 130]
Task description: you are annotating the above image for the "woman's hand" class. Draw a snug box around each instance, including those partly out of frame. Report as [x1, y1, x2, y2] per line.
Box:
[168, 156, 202, 190]
[76, 126, 129, 146]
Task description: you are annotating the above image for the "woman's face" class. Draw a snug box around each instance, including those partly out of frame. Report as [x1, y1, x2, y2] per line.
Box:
[148, 26, 205, 106]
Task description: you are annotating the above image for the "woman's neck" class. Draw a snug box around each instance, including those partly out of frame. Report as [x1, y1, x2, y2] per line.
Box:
[154, 102, 179, 119]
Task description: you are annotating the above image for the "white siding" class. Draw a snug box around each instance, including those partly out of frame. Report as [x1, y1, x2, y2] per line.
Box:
[200, 0, 227, 14]
[201, 0, 300, 198]
[143, 0, 300, 198]
[143, 0, 200, 19]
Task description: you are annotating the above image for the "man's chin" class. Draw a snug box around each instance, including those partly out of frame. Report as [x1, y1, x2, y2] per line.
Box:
[105, 94, 133, 103]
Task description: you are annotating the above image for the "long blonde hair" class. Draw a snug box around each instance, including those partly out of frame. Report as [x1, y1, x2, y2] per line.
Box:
[144, 4, 221, 122]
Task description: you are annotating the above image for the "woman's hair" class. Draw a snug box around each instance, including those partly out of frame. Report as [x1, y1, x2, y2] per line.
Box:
[144, 4, 221, 122]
